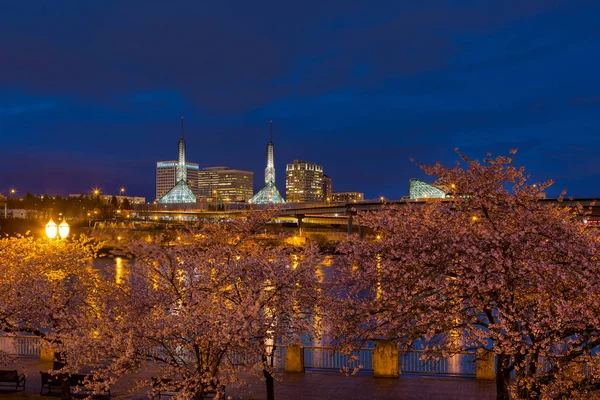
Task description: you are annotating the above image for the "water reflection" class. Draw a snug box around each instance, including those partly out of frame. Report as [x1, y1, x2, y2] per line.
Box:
[91, 257, 130, 283]
[115, 257, 123, 285]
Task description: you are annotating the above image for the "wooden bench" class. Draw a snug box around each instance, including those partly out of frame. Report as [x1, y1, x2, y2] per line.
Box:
[70, 373, 111, 397]
[0, 369, 25, 392]
[40, 371, 62, 395]
[151, 377, 222, 399]
[41, 371, 110, 397]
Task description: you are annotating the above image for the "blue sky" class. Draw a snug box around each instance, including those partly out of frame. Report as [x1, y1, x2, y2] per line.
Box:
[1, 0, 600, 200]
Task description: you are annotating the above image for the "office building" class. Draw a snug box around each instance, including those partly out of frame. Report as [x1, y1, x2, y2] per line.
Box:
[332, 192, 364, 202]
[157, 118, 197, 204]
[198, 166, 254, 202]
[249, 121, 285, 204]
[285, 160, 323, 203]
[156, 161, 199, 200]
[322, 175, 332, 202]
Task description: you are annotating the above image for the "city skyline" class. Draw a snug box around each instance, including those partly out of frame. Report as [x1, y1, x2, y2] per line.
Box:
[3, 1, 600, 201]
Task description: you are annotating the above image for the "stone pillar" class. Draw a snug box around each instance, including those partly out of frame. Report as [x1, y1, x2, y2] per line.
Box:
[476, 351, 495, 380]
[285, 345, 304, 373]
[373, 340, 399, 378]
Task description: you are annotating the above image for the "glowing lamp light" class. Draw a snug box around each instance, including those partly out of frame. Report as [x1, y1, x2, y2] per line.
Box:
[46, 219, 58, 239]
[58, 219, 70, 239]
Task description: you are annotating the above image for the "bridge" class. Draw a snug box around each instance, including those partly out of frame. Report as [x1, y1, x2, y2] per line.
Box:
[95, 198, 600, 237]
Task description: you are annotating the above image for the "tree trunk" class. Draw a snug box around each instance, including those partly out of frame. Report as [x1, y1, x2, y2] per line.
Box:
[264, 368, 275, 400]
[495, 354, 510, 400]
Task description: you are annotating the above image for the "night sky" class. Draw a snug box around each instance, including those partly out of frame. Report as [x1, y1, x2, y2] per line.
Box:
[2, 1, 600, 201]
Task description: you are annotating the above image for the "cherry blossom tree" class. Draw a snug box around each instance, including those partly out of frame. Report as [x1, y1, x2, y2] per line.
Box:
[0, 235, 100, 399]
[70, 210, 320, 400]
[329, 151, 600, 400]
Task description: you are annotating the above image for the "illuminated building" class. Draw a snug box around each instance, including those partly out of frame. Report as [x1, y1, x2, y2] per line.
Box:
[332, 192, 364, 202]
[322, 175, 332, 202]
[156, 161, 199, 200]
[198, 166, 254, 202]
[69, 194, 146, 204]
[157, 118, 197, 204]
[409, 178, 446, 199]
[285, 160, 323, 203]
[249, 121, 285, 204]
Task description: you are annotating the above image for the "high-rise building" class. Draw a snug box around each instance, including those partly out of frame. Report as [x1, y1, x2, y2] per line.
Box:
[249, 121, 285, 204]
[286, 160, 323, 203]
[332, 192, 364, 202]
[198, 166, 254, 202]
[156, 161, 199, 200]
[322, 175, 332, 202]
[156, 118, 197, 204]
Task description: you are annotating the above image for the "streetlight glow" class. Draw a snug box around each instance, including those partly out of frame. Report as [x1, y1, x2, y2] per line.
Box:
[58, 219, 70, 239]
[46, 219, 58, 239]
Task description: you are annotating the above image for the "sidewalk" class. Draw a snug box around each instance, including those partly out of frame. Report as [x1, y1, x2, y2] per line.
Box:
[0, 359, 495, 400]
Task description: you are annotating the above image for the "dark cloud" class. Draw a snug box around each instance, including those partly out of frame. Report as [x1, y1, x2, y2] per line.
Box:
[1, 0, 600, 200]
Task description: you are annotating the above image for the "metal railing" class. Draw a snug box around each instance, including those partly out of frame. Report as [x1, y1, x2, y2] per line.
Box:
[0, 334, 476, 377]
[0, 335, 41, 358]
[304, 346, 373, 371]
[400, 350, 476, 376]
[303, 346, 476, 377]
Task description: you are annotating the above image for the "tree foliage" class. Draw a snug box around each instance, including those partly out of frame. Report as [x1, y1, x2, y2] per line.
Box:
[67, 210, 320, 399]
[329, 151, 600, 400]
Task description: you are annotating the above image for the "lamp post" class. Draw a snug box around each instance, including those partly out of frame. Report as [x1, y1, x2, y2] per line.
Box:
[46, 217, 70, 240]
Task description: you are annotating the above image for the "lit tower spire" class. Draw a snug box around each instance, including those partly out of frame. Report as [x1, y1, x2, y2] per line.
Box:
[265, 120, 275, 185]
[176, 116, 187, 183]
[158, 117, 197, 204]
[249, 120, 285, 204]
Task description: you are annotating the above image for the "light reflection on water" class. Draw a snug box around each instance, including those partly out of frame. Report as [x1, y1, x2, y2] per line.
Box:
[91, 255, 337, 346]
[89, 256, 471, 373]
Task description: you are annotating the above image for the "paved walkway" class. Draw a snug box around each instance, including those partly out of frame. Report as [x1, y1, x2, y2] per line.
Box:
[0, 359, 496, 400]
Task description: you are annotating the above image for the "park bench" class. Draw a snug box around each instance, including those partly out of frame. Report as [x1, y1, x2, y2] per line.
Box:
[40, 371, 62, 395]
[41, 371, 110, 397]
[70, 373, 111, 397]
[0, 369, 25, 392]
[151, 377, 223, 399]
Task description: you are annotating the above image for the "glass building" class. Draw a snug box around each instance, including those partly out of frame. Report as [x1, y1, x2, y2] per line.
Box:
[249, 121, 285, 204]
[156, 161, 199, 200]
[157, 121, 197, 204]
[409, 178, 446, 199]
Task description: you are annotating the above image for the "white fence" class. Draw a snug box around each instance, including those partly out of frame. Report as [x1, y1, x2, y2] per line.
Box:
[0, 335, 41, 358]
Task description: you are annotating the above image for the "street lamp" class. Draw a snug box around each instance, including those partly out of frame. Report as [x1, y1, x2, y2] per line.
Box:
[45, 218, 69, 239]
[9, 188, 16, 198]
[46, 219, 58, 239]
[58, 219, 70, 239]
